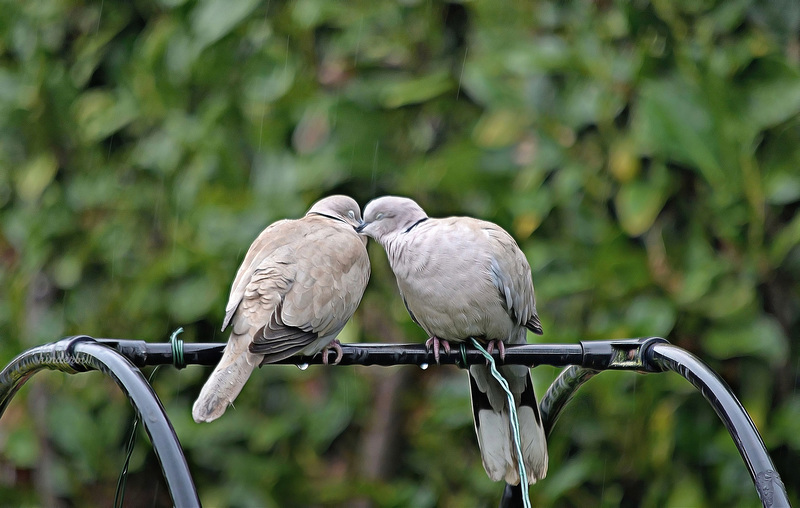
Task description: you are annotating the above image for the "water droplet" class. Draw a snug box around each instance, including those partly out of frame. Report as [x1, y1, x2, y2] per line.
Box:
[298, 363, 309, 371]
[420, 363, 429, 370]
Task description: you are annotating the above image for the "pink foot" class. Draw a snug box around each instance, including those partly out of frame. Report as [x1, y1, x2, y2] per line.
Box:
[425, 336, 451, 364]
[486, 340, 506, 362]
[322, 340, 344, 365]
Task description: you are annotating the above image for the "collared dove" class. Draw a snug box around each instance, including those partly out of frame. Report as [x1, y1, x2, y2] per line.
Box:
[357, 196, 547, 485]
[192, 195, 370, 423]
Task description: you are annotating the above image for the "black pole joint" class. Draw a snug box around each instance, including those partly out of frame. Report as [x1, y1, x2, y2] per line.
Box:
[580, 336, 670, 371]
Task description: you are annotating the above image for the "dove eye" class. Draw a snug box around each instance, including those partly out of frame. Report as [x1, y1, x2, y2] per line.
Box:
[375, 212, 385, 220]
[348, 210, 356, 219]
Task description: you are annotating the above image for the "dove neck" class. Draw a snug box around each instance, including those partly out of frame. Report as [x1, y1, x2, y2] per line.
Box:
[403, 217, 428, 233]
[379, 232, 410, 271]
[308, 212, 347, 224]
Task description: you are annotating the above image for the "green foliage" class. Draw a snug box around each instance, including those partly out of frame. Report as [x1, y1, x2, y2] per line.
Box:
[1, 0, 799, 506]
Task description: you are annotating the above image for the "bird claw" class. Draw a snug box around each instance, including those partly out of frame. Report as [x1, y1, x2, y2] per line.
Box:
[425, 336, 451, 364]
[486, 340, 506, 363]
[322, 340, 344, 366]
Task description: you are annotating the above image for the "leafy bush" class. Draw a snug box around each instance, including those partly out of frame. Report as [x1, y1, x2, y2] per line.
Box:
[1, 1, 798, 506]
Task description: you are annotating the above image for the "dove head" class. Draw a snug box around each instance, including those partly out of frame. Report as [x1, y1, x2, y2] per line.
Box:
[307, 195, 363, 229]
[357, 196, 429, 243]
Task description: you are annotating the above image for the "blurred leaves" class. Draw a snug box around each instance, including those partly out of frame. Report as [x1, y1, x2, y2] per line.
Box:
[704, 315, 788, 364]
[742, 58, 800, 132]
[381, 71, 453, 109]
[73, 89, 138, 142]
[14, 153, 58, 203]
[614, 162, 670, 236]
[0, 0, 799, 506]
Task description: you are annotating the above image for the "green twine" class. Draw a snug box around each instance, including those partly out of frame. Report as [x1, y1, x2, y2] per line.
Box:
[114, 327, 184, 508]
[457, 342, 469, 369]
[470, 338, 531, 508]
[170, 327, 186, 369]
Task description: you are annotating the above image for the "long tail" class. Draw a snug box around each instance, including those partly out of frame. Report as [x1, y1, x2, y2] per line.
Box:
[468, 364, 548, 485]
[192, 333, 261, 423]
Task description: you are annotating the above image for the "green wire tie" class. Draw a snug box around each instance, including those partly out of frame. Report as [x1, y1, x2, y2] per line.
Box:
[458, 342, 469, 369]
[170, 327, 186, 369]
[470, 338, 531, 508]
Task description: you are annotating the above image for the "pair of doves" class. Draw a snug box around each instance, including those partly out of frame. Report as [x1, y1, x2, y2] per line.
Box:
[192, 195, 548, 485]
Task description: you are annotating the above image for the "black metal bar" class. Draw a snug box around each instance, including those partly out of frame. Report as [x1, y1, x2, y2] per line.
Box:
[0, 336, 200, 508]
[94, 337, 669, 369]
[1, 336, 788, 508]
[646, 343, 789, 508]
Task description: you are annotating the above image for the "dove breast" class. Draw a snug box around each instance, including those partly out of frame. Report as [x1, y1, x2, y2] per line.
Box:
[386, 217, 534, 345]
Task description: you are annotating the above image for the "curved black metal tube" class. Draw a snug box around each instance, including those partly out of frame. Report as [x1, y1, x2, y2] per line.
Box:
[647, 343, 789, 508]
[0, 336, 200, 508]
[501, 338, 789, 508]
[0, 340, 79, 415]
[539, 365, 600, 436]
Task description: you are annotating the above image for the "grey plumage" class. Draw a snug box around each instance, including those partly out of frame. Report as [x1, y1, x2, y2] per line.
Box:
[192, 195, 370, 423]
[358, 196, 547, 485]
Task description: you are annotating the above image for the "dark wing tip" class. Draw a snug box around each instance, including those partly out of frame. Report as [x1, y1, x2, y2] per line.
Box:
[248, 302, 319, 362]
[468, 373, 495, 429]
[526, 314, 543, 335]
[520, 373, 543, 425]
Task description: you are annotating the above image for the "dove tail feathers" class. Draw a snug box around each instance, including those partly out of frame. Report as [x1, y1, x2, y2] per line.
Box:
[468, 367, 548, 485]
[192, 334, 261, 423]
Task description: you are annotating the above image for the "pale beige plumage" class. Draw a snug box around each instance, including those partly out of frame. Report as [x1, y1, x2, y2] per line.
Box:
[357, 196, 547, 485]
[192, 195, 370, 423]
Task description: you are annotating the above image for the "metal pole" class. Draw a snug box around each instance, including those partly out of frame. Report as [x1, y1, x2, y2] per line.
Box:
[647, 343, 789, 508]
[500, 338, 790, 508]
[94, 337, 669, 369]
[1, 336, 788, 508]
[0, 336, 200, 508]
[539, 365, 600, 436]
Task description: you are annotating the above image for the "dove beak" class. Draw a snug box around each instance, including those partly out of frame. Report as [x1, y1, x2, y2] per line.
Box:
[355, 221, 367, 233]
